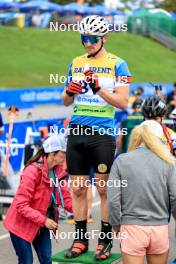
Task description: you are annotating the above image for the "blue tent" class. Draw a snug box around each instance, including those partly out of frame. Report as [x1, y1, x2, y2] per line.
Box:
[88, 5, 119, 16]
[62, 3, 86, 15]
[0, 12, 16, 22]
[171, 12, 176, 19]
[0, 1, 20, 10]
[62, 3, 120, 16]
[83, 5, 123, 16]
[20, 1, 63, 12]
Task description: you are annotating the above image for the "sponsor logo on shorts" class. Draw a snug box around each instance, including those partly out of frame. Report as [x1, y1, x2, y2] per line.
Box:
[98, 164, 108, 173]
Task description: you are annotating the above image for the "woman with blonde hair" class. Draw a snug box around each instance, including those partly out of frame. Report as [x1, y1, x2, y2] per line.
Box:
[108, 120, 176, 264]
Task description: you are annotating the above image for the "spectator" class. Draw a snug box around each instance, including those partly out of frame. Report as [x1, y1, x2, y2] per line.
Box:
[108, 120, 176, 264]
[118, 99, 144, 153]
[154, 85, 166, 101]
[128, 87, 144, 106]
[167, 83, 176, 104]
[0, 112, 4, 135]
[138, 87, 144, 97]
[167, 83, 176, 115]
[0, 112, 4, 185]
[141, 95, 176, 156]
[3, 134, 72, 264]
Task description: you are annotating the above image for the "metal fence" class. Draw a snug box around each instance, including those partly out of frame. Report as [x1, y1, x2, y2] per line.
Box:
[149, 30, 176, 51]
[128, 15, 176, 51]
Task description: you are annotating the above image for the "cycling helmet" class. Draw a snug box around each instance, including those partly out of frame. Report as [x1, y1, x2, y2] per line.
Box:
[79, 15, 109, 36]
[141, 95, 167, 119]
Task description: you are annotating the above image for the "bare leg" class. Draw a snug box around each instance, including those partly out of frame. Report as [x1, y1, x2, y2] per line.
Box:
[71, 175, 89, 221]
[64, 175, 90, 258]
[87, 185, 93, 218]
[122, 252, 145, 264]
[94, 173, 109, 222]
[146, 251, 168, 264]
[94, 173, 112, 260]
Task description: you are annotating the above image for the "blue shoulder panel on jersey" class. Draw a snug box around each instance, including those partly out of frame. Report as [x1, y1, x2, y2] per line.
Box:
[115, 59, 132, 77]
[65, 63, 73, 87]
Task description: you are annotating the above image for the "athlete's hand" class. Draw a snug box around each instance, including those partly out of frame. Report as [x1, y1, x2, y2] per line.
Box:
[45, 218, 58, 230]
[66, 80, 83, 97]
[84, 69, 101, 94]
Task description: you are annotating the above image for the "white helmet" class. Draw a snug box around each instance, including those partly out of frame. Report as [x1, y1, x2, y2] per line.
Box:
[79, 15, 109, 36]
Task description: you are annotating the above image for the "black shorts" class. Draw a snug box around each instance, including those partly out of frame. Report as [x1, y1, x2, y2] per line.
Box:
[66, 125, 116, 175]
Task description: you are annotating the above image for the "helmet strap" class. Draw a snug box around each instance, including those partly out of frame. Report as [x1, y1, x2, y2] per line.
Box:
[87, 39, 104, 58]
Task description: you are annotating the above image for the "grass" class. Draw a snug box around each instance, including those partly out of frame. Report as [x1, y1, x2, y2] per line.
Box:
[0, 27, 176, 88]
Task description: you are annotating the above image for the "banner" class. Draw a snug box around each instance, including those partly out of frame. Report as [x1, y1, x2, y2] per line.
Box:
[0, 118, 64, 172]
[0, 87, 64, 109]
[0, 84, 173, 109]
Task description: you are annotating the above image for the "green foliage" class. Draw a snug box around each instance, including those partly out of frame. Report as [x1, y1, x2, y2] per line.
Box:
[160, 0, 176, 12]
[0, 27, 176, 88]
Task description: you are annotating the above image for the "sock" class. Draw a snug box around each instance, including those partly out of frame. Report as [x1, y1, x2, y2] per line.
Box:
[99, 221, 112, 244]
[75, 220, 88, 243]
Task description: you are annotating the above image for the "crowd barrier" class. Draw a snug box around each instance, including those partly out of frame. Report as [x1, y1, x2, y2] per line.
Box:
[0, 87, 64, 109]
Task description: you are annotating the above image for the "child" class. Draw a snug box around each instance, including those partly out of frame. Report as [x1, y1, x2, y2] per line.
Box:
[3, 134, 72, 264]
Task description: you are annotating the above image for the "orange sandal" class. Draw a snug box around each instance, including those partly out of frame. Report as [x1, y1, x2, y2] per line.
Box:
[65, 241, 88, 258]
[94, 241, 112, 261]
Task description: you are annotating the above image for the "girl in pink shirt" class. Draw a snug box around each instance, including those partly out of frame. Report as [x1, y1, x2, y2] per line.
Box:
[3, 134, 72, 264]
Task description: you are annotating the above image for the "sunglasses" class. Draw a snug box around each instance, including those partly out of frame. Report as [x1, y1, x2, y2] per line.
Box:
[81, 35, 102, 45]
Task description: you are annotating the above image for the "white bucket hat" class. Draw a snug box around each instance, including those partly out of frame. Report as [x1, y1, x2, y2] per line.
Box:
[43, 134, 67, 153]
[141, 120, 163, 139]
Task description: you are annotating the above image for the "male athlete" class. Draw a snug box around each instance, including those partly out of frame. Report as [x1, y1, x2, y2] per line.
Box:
[62, 15, 132, 260]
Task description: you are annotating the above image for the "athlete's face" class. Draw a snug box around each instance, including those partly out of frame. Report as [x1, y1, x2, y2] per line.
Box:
[84, 38, 101, 55]
[81, 35, 108, 56]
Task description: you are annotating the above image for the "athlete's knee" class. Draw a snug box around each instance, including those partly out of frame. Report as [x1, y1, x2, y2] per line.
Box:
[72, 185, 87, 198]
[96, 185, 107, 196]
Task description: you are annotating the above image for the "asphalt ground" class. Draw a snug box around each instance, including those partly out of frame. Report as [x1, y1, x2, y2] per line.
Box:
[0, 192, 176, 264]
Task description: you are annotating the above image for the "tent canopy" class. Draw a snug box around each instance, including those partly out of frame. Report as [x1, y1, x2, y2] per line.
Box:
[62, 2, 121, 16]
[0, 1, 20, 10]
[20, 0, 63, 12]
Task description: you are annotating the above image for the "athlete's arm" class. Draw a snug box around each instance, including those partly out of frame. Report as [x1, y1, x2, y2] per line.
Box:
[62, 87, 75, 106]
[61, 63, 75, 106]
[97, 59, 131, 109]
[91, 59, 131, 109]
[97, 86, 129, 109]
[117, 123, 124, 151]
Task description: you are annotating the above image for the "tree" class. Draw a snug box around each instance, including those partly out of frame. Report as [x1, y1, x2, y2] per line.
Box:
[160, 0, 176, 12]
